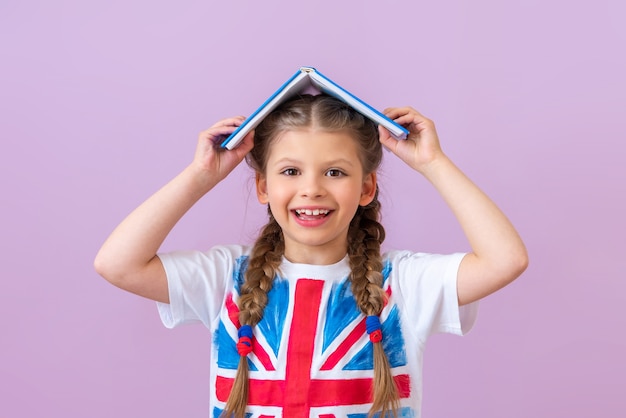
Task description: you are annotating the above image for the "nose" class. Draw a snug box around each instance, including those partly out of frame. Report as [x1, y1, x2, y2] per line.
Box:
[300, 174, 326, 198]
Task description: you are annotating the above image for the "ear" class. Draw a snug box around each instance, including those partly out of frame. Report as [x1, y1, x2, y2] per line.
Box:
[256, 172, 269, 204]
[359, 172, 377, 206]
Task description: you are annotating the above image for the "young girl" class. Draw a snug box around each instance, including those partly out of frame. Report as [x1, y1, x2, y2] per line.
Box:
[95, 94, 528, 418]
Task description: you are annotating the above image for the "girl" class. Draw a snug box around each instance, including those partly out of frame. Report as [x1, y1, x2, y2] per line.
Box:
[95, 94, 528, 418]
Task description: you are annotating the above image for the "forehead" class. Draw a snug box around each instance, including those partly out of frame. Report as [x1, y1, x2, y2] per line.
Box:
[267, 128, 362, 163]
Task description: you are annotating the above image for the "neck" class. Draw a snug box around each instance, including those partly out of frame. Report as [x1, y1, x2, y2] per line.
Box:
[283, 243, 347, 265]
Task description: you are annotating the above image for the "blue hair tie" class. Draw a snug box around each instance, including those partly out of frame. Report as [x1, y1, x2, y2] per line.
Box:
[238, 324, 253, 339]
[237, 325, 254, 356]
[366, 315, 381, 333]
[366, 315, 383, 343]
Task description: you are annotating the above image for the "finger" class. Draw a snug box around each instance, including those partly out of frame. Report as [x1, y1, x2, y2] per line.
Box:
[392, 113, 422, 127]
[386, 110, 434, 134]
[383, 107, 401, 119]
[378, 126, 398, 152]
[208, 116, 247, 130]
[383, 106, 420, 119]
[378, 125, 391, 141]
[385, 110, 418, 130]
[199, 126, 243, 147]
[203, 116, 248, 144]
[233, 130, 255, 155]
[200, 125, 240, 138]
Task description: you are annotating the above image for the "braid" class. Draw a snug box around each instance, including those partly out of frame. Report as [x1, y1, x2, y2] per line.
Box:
[234, 93, 388, 416]
[222, 208, 284, 418]
[348, 200, 386, 315]
[239, 209, 284, 325]
[347, 191, 400, 418]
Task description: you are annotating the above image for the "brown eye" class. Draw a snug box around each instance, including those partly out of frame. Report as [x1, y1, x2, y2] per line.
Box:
[326, 169, 345, 177]
[281, 168, 299, 176]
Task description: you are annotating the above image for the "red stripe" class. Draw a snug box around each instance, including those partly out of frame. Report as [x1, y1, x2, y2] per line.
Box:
[384, 286, 392, 307]
[253, 341, 275, 372]
[216, 373, 411, 405]
[215, 375, 231, 403]
[320, 318, 366, 370]
[309, 374, 410, 405]
[395, 373, 411, 398]
[309, 378, 373, 405]
[283, 279, 324, 415]
[216, 376, 285, 405]
[225, 294, 240, 328]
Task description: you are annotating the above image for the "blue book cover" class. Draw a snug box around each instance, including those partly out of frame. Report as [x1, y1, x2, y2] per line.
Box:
[221, 67, 409, 150]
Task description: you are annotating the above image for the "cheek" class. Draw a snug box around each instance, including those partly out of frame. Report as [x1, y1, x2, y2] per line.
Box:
[334, 183, 363, 205]
[265, 180, 291, 201]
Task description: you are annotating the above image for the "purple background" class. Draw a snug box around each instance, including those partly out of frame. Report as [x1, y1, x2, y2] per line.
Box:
[1, 1, 624, 416]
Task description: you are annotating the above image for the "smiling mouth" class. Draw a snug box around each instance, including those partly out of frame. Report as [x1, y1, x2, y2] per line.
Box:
[294, 209, 331, 219]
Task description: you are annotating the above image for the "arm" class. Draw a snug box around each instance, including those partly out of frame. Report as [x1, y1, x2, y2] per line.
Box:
[94, 117, 254, 303]
[379, 108, 528, 306]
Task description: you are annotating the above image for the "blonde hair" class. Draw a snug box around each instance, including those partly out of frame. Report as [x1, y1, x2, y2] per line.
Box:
[223, 94, 399, 417]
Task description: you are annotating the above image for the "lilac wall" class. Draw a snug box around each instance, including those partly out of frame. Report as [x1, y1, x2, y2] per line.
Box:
[1, 1, 624, 416]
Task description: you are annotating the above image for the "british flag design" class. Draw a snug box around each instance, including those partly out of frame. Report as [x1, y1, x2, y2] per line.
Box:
[212, 257, 416, 418]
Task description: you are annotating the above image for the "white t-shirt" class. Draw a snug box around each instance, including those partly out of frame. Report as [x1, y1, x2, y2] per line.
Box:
[157, 244, 478, 418]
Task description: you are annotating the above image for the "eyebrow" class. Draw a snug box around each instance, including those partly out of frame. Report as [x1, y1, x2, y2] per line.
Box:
[271, 157, 356, 167]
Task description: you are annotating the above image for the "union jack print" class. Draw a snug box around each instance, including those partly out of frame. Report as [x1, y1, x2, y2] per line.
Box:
[212, 257, 415, 417]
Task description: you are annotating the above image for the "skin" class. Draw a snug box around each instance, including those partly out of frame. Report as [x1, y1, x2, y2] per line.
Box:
[94, 108, 528, 306]
[94, 116, 254, 304]
[379, 107, 528, 305]
[256, 129, 376, 265]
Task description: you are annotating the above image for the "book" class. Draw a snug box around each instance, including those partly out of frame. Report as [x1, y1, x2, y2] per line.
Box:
[220, 66, 410, 150]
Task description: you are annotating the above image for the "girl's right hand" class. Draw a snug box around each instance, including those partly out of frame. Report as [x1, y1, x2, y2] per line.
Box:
[94, 116, 254, 303]
[191, 116, 255, 183]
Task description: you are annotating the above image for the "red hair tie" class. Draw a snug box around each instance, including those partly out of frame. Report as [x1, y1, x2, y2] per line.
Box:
[237, 325, 253, 356]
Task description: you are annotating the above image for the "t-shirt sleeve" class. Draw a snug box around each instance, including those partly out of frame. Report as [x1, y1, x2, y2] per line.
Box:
[390, 251, 479, 338]
[155, 245, 245, 329]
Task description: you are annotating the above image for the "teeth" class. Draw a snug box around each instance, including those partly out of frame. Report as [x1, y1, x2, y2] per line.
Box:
[296, 209, 329, 216]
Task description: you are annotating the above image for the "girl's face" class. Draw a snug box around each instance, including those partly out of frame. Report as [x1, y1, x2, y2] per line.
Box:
[256, 128, 377, 265]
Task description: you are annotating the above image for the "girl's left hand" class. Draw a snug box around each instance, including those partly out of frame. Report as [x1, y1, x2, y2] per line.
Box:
[378, 107, 445, 174]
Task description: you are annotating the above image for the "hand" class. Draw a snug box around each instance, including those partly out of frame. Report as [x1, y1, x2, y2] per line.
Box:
[378, 107, 445, 174]
[191, 116, 255, 183]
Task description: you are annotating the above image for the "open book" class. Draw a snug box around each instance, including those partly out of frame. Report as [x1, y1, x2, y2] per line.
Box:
[220, 67, 410, 150]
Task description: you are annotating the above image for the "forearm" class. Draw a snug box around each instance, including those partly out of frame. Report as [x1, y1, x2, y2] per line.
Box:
[380, 107, 527, 304]
[94, 164, 217, 283]
[421, 155, 528, 303]
[94, 119, 253, 302]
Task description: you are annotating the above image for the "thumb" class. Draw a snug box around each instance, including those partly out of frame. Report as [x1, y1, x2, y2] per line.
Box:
[232, 130, 255, 159]
[378, 125, 398, 152]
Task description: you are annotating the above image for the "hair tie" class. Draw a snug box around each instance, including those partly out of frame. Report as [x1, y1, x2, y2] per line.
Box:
[366, 315, 383, 343]
[237, 324, 253, 356]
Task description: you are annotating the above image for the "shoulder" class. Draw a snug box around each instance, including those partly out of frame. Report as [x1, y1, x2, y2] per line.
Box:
[382, 249, 466, 281]
[160, 244, 252, 262]
[158, 244, 252, 278]
[382, 250, 477, 335]
[383, 249, 463, 263]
